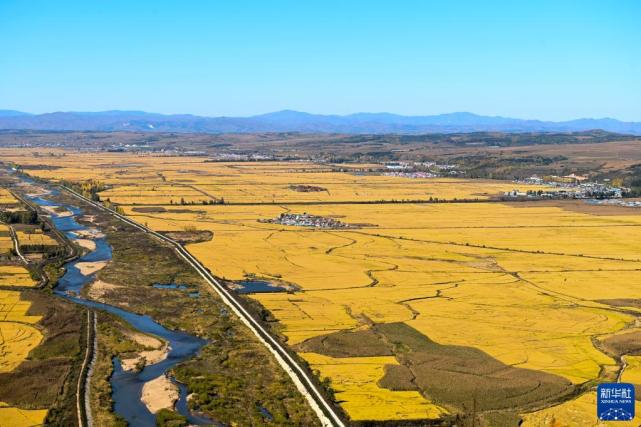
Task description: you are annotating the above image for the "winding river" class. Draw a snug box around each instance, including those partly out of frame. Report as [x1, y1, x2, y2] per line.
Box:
[25, 188, 214, 426]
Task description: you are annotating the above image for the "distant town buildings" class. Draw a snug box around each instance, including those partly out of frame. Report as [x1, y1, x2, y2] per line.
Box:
[382, 161, 461, 178]
[384, 171, 438, 179]
[509, 175, 627, 200]
[588, 199, 641, 208]
[206, 153, 273, 161]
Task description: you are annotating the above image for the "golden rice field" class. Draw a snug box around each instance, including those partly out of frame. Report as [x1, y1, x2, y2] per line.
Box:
[120, 194, 641, 422]
[0, 185, 47, 426]
[15, 231, 58, 248]
[0, 402, 47, 427]
[521, 392, 641, 427]
[3, 149, 641, 424]
[0, 290, 42, 372]
[1, 189, 18, 256]
[0, 265, 37, 288]
[0, 225, 12, 256]
[0, 290, 46, 426]
[0, 149, 549, 204]
[0, 189, 18, 206]
[301, 352, 446, 420]
[121, 200, 641, 424]
[0, 214, 47, 426]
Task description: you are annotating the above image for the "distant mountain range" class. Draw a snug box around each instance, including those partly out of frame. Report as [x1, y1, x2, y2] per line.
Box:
[1, 109, 640, 135]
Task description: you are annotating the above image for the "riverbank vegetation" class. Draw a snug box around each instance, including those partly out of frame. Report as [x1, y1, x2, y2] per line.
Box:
[42, 189, 320, 426]
[0, 287, 84, 426]
[90, 312, 140, 427]
[0, 178, 86, 427]
[4, 149, 641, 424]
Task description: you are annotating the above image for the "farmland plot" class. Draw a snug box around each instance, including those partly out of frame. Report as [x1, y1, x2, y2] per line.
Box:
[0, 290, 46, 427]
[4, 150, 641, 424]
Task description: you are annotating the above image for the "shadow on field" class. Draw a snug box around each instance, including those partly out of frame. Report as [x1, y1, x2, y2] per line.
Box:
[0, 290, 83, 425]
[297, 322, 576, 424]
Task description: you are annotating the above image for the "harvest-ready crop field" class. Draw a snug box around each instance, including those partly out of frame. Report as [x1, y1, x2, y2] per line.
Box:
[2, 148, 641, 425]
[0, 149, 548, 204]
[0, 290, 42, 373]
[0, 190, 19, 258]
[0, 265, 36, 288]
[14, 230, 57, 248]
[0, 178, 83, 427]
[0, 290, 47, 427]
[0, 225, 13, 257]
[0, 189, 18, 206]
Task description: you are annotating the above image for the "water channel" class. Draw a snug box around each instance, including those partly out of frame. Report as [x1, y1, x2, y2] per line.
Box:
[24, 186, 214, 426]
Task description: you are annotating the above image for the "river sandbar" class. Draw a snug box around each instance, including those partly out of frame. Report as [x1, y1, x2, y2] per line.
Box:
[76, 261, 108, 275]
[141, 375, 179, 414]
[74, 238, 96, 251]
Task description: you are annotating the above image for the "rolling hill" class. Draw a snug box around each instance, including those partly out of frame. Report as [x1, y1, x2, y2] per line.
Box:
[0, 110, 640, 135]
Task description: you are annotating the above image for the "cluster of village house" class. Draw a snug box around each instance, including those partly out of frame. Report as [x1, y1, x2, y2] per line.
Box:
[589, 199, 641, 208]
[383, 161, 460, 177]
[508, 175, 628, 199]
[260, 213, 353, 229]
[383, 171, 438, 179]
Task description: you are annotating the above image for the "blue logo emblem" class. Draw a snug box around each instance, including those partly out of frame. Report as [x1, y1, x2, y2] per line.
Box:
[597, 383, 635, 421]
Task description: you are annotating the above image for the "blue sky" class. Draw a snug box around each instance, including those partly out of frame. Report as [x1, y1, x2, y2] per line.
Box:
[1, 1, 639, 120]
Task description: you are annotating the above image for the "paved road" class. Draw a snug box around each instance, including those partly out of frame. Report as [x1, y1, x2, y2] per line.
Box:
[62, 186, 345, 427]
[78, 310, 96, 427]
[7, 225, 28, 264]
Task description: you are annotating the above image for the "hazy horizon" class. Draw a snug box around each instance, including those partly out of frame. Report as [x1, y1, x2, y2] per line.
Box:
[1, 108, 639, 123]
[2, 1, 640, 121]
